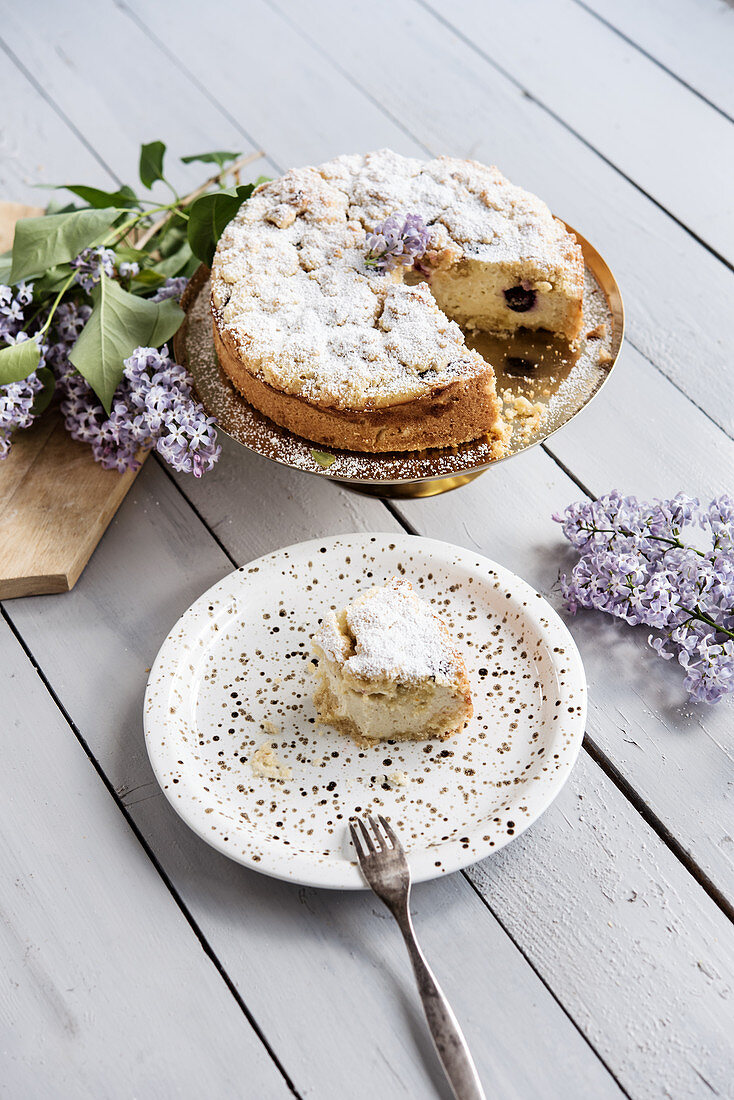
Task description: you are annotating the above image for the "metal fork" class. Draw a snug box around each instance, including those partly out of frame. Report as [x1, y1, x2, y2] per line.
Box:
[350, 814, 486, 1100]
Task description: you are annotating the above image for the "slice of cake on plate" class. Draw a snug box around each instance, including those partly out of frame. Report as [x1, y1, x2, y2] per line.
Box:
[211, 149, 584, 454]
[311, 578, 472, 745]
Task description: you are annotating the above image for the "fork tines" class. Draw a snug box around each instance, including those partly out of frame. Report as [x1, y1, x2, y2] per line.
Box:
[349, 813, 398, 858]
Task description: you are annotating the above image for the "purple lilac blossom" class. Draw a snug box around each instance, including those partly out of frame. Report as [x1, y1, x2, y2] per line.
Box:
[118, 260, 140, 279]
[554, 491, 734, 704]
[151, 276, 188, 303]
[60, 345, 220, 477]
[0, 282, 45, 456]
[71, 246, 116, 292]
[44, 301, 92, 377]
[0, 370, 43, 457]
[364, 213, 431, 273]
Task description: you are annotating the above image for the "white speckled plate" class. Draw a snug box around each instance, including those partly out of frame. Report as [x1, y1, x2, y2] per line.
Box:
[144, 534, 586, 889]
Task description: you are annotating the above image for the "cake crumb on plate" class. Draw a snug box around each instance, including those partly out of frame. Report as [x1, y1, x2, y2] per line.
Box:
[251, 741, 292, 781]
[388, 770, 409, 787]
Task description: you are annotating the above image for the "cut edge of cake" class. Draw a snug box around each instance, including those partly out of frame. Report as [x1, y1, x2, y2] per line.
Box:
[211, 149, 584, 454]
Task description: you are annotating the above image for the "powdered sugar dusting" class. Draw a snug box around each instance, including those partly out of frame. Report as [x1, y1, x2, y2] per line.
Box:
[178, 255, 617, 488]
[210, 149, 581, 410]
[313, 578, 463, 683]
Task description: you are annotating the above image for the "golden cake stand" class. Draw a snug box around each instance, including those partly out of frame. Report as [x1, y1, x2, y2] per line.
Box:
[175, 226, 623, 499]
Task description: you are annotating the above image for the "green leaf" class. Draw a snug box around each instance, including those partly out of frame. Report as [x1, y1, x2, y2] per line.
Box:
[182, 253, 201, 279]
[9, 207, 120, 284]
[139, 141, 167, 189]
[31, 366, 56, 415]
[310, 449, 336, 469]
[153, 240, 193, 278]
[62, 183, 139, 209]
[181, 150, 242, 170]
[114, 245, 148, 265]
[187, 183, 255, 267]
[0, 338, 41, 386]
[32, 263, 74, 296]
[130, 268, 167, 288]
[0, 250, 12, 284]
[69, 274, 184, 412]
[44, 197, 79, 216]
[254, 175, 272, 187]
[157, 223, 188, 258]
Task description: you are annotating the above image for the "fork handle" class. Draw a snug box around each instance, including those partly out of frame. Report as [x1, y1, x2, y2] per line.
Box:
[390, 900, 487, 1100]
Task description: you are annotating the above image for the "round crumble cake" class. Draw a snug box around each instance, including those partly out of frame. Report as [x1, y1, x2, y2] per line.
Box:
[210, 149, 584, 453]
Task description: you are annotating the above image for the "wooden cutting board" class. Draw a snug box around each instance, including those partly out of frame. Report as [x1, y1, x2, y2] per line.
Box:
[0, 202, 146, 599]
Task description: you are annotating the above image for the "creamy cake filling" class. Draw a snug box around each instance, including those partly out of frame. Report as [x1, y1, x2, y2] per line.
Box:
[311, 579, 473, 745]
[314, 657, 468, 743]
[211, 150, 584, 416]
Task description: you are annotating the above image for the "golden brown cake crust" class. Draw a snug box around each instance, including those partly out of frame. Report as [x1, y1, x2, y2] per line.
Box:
[214, 322, 506, 454]
[211, 149, 584, 453]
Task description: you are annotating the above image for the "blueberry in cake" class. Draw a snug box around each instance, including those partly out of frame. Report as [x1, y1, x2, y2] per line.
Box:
[211, 149, 584, 453]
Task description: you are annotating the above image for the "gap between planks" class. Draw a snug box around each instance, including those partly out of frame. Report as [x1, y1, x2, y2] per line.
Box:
[571, 0, 734, 124]
[157, 448, 734, 929]
[383, 472, 734, 928]
[409, 0, 734, 276]
[0, 602, 304, 1100]
[6, 0, 726, 922]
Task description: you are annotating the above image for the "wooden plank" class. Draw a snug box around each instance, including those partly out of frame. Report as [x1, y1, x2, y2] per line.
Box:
[0, 49, 111, 203]
[545, 341, 734, 501]
[242, 0, 734, 436]
[467, 749, 734, 1100]
[168, 433, 398, 558]
[0, 614, 291, 1098]
[0, 409, 145, 598]
[580, 0, 734, 118]
[0, 202, 42, 251]
[0, 0, 424, 184]
[3, 459, 626, 1100]
[395, 358, 734, 906]
[0, 0, 277, 198]
[419, 0, 734, 263]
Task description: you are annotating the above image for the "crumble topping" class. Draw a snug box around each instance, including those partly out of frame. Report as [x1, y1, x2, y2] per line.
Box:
[211, 149, 581, 411]
[313, 577, 462, 684]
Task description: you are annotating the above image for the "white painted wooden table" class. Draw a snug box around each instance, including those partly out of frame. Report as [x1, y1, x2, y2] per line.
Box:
[2, 2, 733, 1096]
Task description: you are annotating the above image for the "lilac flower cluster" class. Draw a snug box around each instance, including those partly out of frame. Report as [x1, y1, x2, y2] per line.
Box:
[0, 281, 33, 341]
[71, 246, 116, 292]
[0, 282, 45, 456]
[0, 371, 43, 458]
[364, 213, 431, 273]
[554, 491, 734, 704]
[60, 345, 220, 477]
